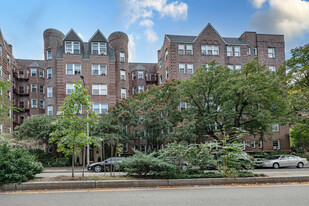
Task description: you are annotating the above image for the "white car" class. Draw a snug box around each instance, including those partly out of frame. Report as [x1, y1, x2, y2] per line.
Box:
[261, 155, 308, 169]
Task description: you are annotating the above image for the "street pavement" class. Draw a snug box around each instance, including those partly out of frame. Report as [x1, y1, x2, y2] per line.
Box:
[1, 183, 309, 206]
[36, 166, 309, 178]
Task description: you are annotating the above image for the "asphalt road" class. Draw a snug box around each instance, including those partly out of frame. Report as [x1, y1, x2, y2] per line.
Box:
[1, 183, 309, 206]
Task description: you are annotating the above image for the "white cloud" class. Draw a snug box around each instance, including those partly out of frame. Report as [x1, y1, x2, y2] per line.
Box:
[145, 28, 158, 42]
[250, 0, 268, 8]
[250, 0, 309, 40]
[122, 0, 188, 43]
[128, 34, 136, 62]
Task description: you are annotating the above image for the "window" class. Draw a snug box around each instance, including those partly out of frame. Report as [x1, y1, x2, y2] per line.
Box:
[235, 65, 242, 70]
[47, 106, 53, 115]
[251, 140, 256, 148]
[138, 71, 144, 80]
[179, 63, 185, 74]
[47, 49, 52, 60]
[65, 41, 80, 54]
[132, 72, 136, 80]
[66, 64, 81, 75]
[145, 73, 148, 81]
[159, 59, 162, 68]
[120, 70, 126, 80]
[268, 48, 275, 58]
[0, 65, 2, 76]
[165, 49, 168, 61]
[201, 45, 219, 55]
[132, 86, 137, 95]
[31, 68, 37, 77]
[40, 100, 45, 109]
[19, 70, 24, 78]
[8, 91, 11, 100]
[19, 101, 24, 108]
[91, 42, 107, 55]
[39, 69, 44, 78]
[19, 86, 25, 94]
[186, 44, 193, 55]
[92, 84, 107, 95]
[253, 48, 258, 56]
[31, 84, 37, 93]
[247, 47, 251, 55]
[178, 44, 184, 55]
[47, 68, 52, 79]
[120, 52, 125, 62]
[160, 75, 162, 85]
[138, 86, 144, 93]
[31, 99, 37, 108]
[273, 140, 280, 150]
[269, 66, 276, 72]
[227, 65, 234, 70]
[66, 83, 75, 94]
[7, 55, 11, 65]
[0, 45, 2, 57]
[227, 46, 233, 56]
[47, 87, 52, 97]
[272, 123, 279, 132]
[0, 124, 2, 133]
[39, 85, 45, 94]
[259, 140, 263, 148]
[241, 141, 246, 150]
[187, 64, 194, 74]
[165, 68, 168, 79]
[180, 102, 187, 111]
[93, 104, 108, 114]
[92, 64, 107, 76]
[8, 127, 11, 134]
[8, 109, 11, 118]
[121, 88, 126, 99]
[8, 74, 11, 82]
[234, 47, 240, 56]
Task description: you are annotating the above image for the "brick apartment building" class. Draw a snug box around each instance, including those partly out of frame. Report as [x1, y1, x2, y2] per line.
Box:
[0, 23, 289, 161]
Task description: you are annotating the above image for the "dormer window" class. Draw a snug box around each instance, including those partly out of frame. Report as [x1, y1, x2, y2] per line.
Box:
[91, 42, 107, 55]
[65, 41, 80, 54]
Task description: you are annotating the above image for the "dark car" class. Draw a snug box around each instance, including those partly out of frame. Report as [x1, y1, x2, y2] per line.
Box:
[87, 157, 124, 172]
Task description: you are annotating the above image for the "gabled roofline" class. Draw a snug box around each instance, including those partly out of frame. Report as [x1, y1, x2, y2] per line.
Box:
[62, 28, 83, 42]
[88, 29, 108, 42]
[193, 23, 227, 44]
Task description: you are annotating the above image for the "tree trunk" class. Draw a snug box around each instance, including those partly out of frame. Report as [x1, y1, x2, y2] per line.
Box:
[72, 146, 75, 178]
[102, 140, 106, 172]
[82, 146, 86, 178]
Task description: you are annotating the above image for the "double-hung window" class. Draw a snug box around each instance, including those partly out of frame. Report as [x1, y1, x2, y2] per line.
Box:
[202, 45, 219, 55]
[93, 104, 108, 114]
[132, 72, 136, 80]
[92, 64, 107, 75]
[92, 84, 107, 95]
[165, 68, 168, 79]
[47, 106, 53, 115]
[273, 140, 280, 150]
[65, 41, 80, 54]
[120, 70, 126, 80]
[40, 100, 45, 109]
[235, 65, 242, 70]
[66, 83, 75, 95]
[31, 68, 37, 77]
[66, 64, 81, 75]
[138, 86, 144, 93]
[39, 69, 44, 78]
[178, 44, 184, 55]
[269, 66, 276, 73]
[91, 42, 107, 55]
[272, 123, 279, 132]
[47, 87, 52, 97]
[186, 44, 193, 55]
[47, 68, 52, 79]
[31, 99, 37, 108]
[234, 46, 241, 56]
[121, 88, 126, 99]
[132, 87, 137, 95]
[253, 48, 258, 56]
[47, 49, 52, 60]
[187, 64, 194, 74]
[120, 52, 125, 62]
[165, 49, 168, 61]
[227, 46, 233, 56]
[268, 48, 275, 58]
[247, 47, 251, 55]
[179, 63, 185, 74]
[31, 84, 37, 93]
[138, 71, 144, 80]
[39, 85, 45, 94]
[227, 65, 234, 70]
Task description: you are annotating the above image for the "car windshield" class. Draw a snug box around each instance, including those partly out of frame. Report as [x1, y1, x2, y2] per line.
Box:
[267, 155, 281, 160]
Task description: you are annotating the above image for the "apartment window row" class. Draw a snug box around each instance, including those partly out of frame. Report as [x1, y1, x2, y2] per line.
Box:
[91, 42, 107, 55]
[65, 41, 80, 54]
[30, 84, 45, 94]
[201, 45, 219, 55]
[227, 46, 241, 57]
[132, 86, 144, 94]
[93, 104, 108, 114]
[227, 64, 242, 70]
[92, 84, 107, 95]
[66, 64, 81, 75]
[179, 63, 194, 74]
[30, 99, 45, 109]
[132, 71, 146, 80]
[92, 64, 107, 76]
[178, 44, 193, 55]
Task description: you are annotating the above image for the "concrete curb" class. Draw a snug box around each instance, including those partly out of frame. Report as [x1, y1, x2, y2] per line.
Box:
[1, 176, 309, 191]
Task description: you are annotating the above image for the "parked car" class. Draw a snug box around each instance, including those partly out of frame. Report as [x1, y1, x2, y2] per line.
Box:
[257, 155, 308, 169]
[87, 157, 125, 172]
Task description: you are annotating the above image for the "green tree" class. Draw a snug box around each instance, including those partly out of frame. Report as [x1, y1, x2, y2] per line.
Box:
[290, 118, 309, 156]
[0, 82, 13, 124]
[180, 60, 288, 142]
[50, 81, 99, 177]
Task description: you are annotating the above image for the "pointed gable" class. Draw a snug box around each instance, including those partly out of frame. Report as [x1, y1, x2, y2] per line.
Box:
[194, 23, 226, 45]
[62, 29, 83, 42]
[89, 30, 108, 42]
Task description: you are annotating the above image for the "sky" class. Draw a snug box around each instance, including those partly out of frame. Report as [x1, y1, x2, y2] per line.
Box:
[0, 0, 308, 63]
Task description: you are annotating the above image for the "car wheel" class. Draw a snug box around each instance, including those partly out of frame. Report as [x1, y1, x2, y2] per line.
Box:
[273, 163, 280, 169]
[297, 162, 304, 168]
[94, 165, 102, 172]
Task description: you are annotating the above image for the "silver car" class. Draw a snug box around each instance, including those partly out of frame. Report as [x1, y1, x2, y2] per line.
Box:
[261, 155, 308, 169]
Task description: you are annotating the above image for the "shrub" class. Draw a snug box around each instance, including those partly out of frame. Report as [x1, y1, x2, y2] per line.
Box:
[120, 151, 177, 178]
[0, 143, 43, 184]
[38, 158, 71, 167]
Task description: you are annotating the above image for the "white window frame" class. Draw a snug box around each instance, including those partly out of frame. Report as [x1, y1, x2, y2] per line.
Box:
[165, 68, 168, 79]
[65, 41, 80, 54]
[39, 70, 44, 78]
[0, 65, 2, 76]
[92, 64, 107, 76]
[202, 45, 219, 55]
[159, 59, 162, 68]
[120, 52, 125, 62]
[234, 46, 241, 57]
[273, 140, 280, 150]
[47, 106, 53, 115]
[93, 104, 108, 114]
[47, 87, 53, 97]
[165, 49, 168, 61]
[180, 102, 187, 111]
[138, 86, 144, 93]
[120, 70, 126, 80]
[31, 68, 37, 77]
[47, 49, 52, 60]
[179, 63, 185, 74]
[227, 65, 234, 70]
[235, 65, 242, 70]
[247, 47, 251, 55]
[227, 46, 233, 56]
[253, 48, 258, 56]
[178, 44, 184, 55]
[187, 64, 194, 74]
[0, 124, 2, 133]
[132, 72, 136, 80]
[272, 123, 279, 132]
[268, 48, 275, 58]
[91, 42, 107, 55]
[47, 68, 52, 79]
[66, 83, 75, 95]
[121, 88, 126, 99]
[92, 84, 107, 95]
[138, 71, 144, 80]
[66, 64, 81, 75]
[259, 140, 263, 148]
[251, 140, 256, 148]
[31, 99, 37, 108]
[186, 44, 193, 55]
[40, 100, 45, 109]
[39, 85, 45, 94]
[269, 66, 276, 73]
[31, 84, 37, 93]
